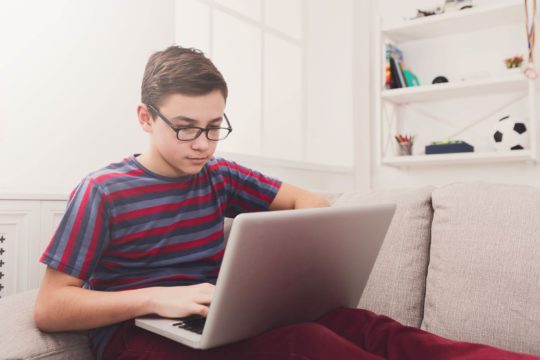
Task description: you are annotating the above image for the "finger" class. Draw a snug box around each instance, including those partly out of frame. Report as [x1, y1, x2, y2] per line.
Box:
[193, 304, 209, 317]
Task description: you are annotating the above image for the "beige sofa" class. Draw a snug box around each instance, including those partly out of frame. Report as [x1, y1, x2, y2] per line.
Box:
[1, 181, 539, 359]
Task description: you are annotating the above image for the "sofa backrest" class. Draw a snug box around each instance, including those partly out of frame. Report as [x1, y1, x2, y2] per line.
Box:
[229, 182, 540, 356]
[422, 181, 540, 356]
[332, 186, 435, 328]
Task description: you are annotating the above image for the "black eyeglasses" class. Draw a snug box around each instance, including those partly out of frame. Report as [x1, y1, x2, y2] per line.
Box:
[147, 104, 233, 141]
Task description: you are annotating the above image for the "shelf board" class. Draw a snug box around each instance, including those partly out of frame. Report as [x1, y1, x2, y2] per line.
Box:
[381, 74, 529, 104]
[382, 150, 534, 167]
[382, 0, 524, 43]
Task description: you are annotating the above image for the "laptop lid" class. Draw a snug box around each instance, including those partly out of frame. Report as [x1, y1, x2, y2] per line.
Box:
[136, 203, 395, 349]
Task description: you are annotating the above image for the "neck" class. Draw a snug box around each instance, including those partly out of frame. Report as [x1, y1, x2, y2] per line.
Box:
[136, 150, 188, 178]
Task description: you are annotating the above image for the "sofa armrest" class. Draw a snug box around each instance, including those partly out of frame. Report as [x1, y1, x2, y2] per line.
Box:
[0, 289, 93, 360]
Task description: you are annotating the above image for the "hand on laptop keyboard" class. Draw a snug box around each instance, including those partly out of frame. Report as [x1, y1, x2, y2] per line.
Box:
[147, 283, 214, 319]
[172, 315, 207, 334]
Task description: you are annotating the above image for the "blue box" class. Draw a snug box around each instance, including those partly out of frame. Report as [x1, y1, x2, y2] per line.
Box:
[425, 142, 474, 155]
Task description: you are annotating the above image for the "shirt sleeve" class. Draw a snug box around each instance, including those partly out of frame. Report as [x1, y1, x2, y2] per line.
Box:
[40, 176, 111, 281]
[216, 159, 282, 218]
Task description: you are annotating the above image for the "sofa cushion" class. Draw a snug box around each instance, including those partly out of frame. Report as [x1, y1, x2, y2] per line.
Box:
[333, 186, 435, 327]
[0, 289, 93, 360]
[422, 182, 540, 355]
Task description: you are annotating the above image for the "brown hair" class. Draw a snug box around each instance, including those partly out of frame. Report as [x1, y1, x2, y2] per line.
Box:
[141, 46, 228, 112]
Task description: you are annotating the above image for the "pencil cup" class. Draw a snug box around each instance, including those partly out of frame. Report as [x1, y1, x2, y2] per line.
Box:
[398, 143, 413, 156]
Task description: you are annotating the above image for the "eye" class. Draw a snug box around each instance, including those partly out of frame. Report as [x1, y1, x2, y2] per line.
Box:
[178, 127, 200, 135]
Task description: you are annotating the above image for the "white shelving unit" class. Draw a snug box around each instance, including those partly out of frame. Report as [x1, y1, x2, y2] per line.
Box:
[375, 0, 537, 168]
[382, 1, 526, 42]
[381, 74, 529, 104]
[382, 149, 533, 167]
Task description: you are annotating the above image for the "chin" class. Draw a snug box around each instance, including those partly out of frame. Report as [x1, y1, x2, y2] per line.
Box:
[178, 163, 206, 176]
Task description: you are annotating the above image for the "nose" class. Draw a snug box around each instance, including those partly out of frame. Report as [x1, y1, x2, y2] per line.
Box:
[191, 132, 211, 151]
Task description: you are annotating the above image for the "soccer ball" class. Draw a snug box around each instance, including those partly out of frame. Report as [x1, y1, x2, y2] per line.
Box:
[492, 115, 529, 151]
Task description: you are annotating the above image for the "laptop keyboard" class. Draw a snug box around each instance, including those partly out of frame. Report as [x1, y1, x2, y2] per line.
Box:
[171, 315, 207, 334]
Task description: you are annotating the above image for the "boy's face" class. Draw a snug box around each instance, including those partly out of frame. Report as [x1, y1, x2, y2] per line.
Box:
[139, 90, 226, 177]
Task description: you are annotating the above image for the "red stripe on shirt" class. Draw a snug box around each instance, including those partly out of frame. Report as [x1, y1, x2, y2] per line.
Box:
[120, 274, 202, 290]
[91, 273, 198, 290]
[222, 176, 273, 204]
[198, 248, 225, 263]
[108, 229, 223, 260]
[95, 168, 144, 184]
[210, 159, 281, 188]
[111, 191, 215, 225]
[58, 179, 95, 272]
[108, 173, 209, 201]
[112, 210, 221, 246]
[79, 198, 106, 279]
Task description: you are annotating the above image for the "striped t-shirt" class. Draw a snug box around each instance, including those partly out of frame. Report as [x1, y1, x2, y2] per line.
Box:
[40, 155, 282, 359]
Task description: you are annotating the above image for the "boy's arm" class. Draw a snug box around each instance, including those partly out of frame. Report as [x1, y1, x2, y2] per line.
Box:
[269, 183, 330, 210]
[34, 267, 214, 332]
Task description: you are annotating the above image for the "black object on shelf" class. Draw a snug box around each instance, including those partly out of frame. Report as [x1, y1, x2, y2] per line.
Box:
[432, 76, 449, 84]
[425, 141, 474, 154]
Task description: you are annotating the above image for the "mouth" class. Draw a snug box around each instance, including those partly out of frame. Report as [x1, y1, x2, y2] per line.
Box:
[187, 157, 208, 163]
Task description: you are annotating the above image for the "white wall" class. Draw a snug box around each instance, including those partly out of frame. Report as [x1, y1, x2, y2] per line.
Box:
[0, 0, 174, 195]
[371, 0, 540, 189]
[217, 151, 356, 193]
[8, 1, 536, 197]
[175, 0, 358, 169]
[304, 0, 354, 166]
[0, 0, 365, 196]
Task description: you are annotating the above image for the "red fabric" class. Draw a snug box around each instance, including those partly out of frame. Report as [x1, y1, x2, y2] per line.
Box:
[102, 308, 540, 360]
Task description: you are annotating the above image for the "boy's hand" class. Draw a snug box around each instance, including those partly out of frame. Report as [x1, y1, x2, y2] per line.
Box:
[146, 283, 215, 318]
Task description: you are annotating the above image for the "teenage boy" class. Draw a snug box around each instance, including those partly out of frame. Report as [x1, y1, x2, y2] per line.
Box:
[35, 46, 539, 360]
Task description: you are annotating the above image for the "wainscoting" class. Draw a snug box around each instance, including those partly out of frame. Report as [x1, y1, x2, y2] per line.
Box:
[0, 196, 66, 297]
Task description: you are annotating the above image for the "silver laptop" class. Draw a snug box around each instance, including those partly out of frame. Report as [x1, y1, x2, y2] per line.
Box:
[135, 203, 395, 349]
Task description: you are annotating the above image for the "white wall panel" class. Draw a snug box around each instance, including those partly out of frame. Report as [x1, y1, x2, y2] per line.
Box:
[264, 0, 303, 40]
[0, 0, 360, 198]
[215, 0, 261, 21]
[263, 34, 303, 161]
[0, 199, 67, 294]
[305, 0, 354, 167]
[212, 10, 263, 156]
[0, 201, 40, 296]
[175, 0, 211, 54]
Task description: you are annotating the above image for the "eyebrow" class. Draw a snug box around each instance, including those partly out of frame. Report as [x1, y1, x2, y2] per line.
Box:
[171, 115, 223, 125]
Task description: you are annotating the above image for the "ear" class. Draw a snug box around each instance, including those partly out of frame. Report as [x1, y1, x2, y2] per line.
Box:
[137, 104, 154, 133]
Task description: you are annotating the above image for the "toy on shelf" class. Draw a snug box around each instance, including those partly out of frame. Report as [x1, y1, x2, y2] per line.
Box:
[432, 75, 449, 84]
[444, 0, 474, 13]
[504, 55, 524, 69]
[413, 6, 444, 18]
[491, 114, 529, 151]
[411, 0, 473, 20]
[425, 140, 474, 155]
